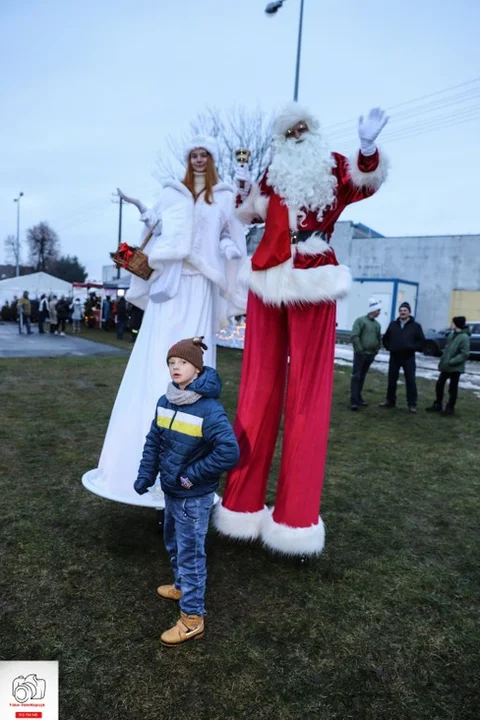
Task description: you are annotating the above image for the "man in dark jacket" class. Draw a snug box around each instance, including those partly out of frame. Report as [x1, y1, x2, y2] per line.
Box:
[379, 301, 425, 413]
[115, 295, 127, 340]
[350, 298, 382, 410]
[425, 316, 471, 416]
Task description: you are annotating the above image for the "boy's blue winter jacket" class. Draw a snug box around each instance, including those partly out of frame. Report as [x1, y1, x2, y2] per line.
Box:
[134, 367, 239, 498]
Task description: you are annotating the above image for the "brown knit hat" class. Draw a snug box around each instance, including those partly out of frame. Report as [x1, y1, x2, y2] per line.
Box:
[166, 337, 208, 371]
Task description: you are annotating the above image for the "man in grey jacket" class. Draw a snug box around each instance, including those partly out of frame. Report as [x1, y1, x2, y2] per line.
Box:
[350, 298, 382, 410]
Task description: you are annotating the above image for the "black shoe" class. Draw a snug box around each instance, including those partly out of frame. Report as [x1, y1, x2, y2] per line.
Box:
[425, 402, 442, 412]
[350, 405, 358, 411]
[408, 405, 417, 413]
[379, 401, 395, 408]
[442, 405, 455, 416]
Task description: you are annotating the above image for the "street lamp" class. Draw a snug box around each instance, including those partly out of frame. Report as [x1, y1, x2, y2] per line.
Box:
[13, 192, 24, 278]
[265, 0, 305, 102]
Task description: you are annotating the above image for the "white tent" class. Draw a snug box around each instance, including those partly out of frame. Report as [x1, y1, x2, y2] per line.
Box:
[0, 272, 73, 305]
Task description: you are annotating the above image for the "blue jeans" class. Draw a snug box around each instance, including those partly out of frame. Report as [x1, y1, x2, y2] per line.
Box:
[18, 315, 32, 334]
[163, 492, 215, 616]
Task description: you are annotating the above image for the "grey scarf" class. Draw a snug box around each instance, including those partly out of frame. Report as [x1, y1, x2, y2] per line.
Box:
[166, 382, 201, 406]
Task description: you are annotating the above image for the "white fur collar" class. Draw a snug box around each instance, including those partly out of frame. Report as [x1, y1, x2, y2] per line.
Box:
[163, 179, 234, 198]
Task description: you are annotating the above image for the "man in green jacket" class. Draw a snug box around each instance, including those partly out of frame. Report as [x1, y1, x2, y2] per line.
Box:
[350, 298, 382, 410]
[426, 316, 471, 416]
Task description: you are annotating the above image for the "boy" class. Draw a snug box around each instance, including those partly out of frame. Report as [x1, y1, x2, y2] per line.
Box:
[134, 337, 239, 647]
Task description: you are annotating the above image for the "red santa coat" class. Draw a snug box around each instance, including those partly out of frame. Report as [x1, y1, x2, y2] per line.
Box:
[237, 149, 388, 306]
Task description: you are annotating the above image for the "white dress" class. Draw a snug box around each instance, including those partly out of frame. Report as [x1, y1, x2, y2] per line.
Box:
[82, 179, 246, 507]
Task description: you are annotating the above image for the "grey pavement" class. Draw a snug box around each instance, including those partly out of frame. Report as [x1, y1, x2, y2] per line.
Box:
[0, 322, 127, 358]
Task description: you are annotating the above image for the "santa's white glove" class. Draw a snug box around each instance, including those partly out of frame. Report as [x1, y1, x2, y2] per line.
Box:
[234, 165, 252, 198]
[358, 108, 389, 156]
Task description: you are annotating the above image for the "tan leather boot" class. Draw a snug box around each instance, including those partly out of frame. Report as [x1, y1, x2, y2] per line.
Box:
[156, 584, 182, 601]
[160, 611, 204, 647]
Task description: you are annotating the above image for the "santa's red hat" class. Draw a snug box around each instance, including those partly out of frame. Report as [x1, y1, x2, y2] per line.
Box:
[273, 102, 320, 137]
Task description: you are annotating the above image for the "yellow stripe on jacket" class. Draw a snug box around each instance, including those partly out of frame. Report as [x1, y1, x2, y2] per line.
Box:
[156, 407, 203, 437]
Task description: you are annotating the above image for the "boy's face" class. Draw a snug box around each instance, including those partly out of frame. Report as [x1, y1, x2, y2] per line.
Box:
[168, 356, 200, 390]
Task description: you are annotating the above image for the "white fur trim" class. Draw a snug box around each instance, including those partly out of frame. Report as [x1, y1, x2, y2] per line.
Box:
[235, 183, 269, 225]
[240, 253, 352, 306]
[347, 148, 390, 191]
[183, 135, 219, 165]
[295, 234, 331, 256]
[288, 206, 298, 231]
[274, 102, 319, 137]
[261, 508, 325, 556]
[213, 503, 267, 541]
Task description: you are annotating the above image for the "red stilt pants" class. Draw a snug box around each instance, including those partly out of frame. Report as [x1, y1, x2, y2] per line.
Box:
[222, 291, 336, 529]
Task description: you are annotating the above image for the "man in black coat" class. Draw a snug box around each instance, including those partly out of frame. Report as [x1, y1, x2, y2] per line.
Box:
[379, 301, 425, 413]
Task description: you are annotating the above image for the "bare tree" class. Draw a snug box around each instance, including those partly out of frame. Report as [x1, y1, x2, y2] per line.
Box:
[4, 234, 20, 266]
[154, 105, 275, 185]
[27, 222, 60, 271]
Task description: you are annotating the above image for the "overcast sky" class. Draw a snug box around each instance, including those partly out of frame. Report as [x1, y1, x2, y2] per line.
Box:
[1, 0, 479, 281]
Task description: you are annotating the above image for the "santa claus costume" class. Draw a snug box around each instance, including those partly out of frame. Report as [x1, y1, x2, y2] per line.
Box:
[213, 104, 389, 556]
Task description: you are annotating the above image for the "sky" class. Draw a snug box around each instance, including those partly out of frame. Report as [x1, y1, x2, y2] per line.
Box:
[1, 0, 479, 281]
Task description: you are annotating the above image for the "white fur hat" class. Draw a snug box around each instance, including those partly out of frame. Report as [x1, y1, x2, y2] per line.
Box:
[368, 298, 382, 313]
[184, 135, 219, 166]
[273, 102, 320, 137]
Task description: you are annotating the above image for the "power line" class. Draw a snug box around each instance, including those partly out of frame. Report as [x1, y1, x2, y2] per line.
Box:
[323, 76, 480, 132]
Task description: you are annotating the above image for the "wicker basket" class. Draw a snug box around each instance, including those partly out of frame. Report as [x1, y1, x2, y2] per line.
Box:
[111, 226, 155, 281]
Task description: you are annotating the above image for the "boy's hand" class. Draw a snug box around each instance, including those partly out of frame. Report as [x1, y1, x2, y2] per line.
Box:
[134, 477, 150, 495]
[180, 475, 193, 490]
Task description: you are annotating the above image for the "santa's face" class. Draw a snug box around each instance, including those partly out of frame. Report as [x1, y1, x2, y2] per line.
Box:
[285, 121, 309, 143]
[267, 127, 337, 220]
[189, 148, 209, 173]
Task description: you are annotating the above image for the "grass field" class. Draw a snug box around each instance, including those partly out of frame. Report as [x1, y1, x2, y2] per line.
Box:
[1, 347, 479, 720]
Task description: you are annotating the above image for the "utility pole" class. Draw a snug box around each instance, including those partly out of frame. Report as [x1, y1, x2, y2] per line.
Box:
[265, 0, 306, 102]
[117, 195, 123, 279]
[111, 193, 124, 280]
[13, 192, 24, 277]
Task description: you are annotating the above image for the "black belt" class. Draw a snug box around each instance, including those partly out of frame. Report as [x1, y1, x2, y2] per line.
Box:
[290, 230, 328, 245]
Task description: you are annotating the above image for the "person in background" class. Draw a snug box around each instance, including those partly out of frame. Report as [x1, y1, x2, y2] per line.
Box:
[38, 294, 49, 334]
[379, 301, 425, 413]
[17, 291, 32, 335]
[71, 298, 84, 333]
[49, 295, 58, 335]
[425, 316, 471, 416]
[56, 296, 70, 336]
[128, 303, 143, 343]
[116, 295, 127, 340]
[350, 298, 382, 410]
[102, 296, 111, 331]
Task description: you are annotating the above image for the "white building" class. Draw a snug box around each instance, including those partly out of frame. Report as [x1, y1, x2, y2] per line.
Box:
[247, 222, 480, 330]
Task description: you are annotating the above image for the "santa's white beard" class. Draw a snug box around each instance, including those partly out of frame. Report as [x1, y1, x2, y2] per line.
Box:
[267, 132, 338, 222]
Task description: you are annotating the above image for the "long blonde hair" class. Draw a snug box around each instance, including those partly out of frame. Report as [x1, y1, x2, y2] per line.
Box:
[182, 154, 219, 205]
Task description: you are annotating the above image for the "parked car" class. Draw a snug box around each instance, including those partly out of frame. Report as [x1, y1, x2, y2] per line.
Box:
[423, 321, 480, 358]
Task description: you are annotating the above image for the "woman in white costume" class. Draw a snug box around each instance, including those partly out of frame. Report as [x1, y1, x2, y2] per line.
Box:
[82, 136, 246, 506]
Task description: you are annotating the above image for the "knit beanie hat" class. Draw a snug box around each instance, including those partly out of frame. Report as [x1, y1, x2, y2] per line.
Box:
[368, 297, 382, 313]
[452, 316, 466, 329]
[166, 337, 208, 371]
[399, 301, 411, 312]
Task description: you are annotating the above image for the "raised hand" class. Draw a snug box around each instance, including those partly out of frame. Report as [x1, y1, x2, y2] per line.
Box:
[234, 165, 252, 196]
[358, 108, 389, 155]
[116, 188, 147, 214]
